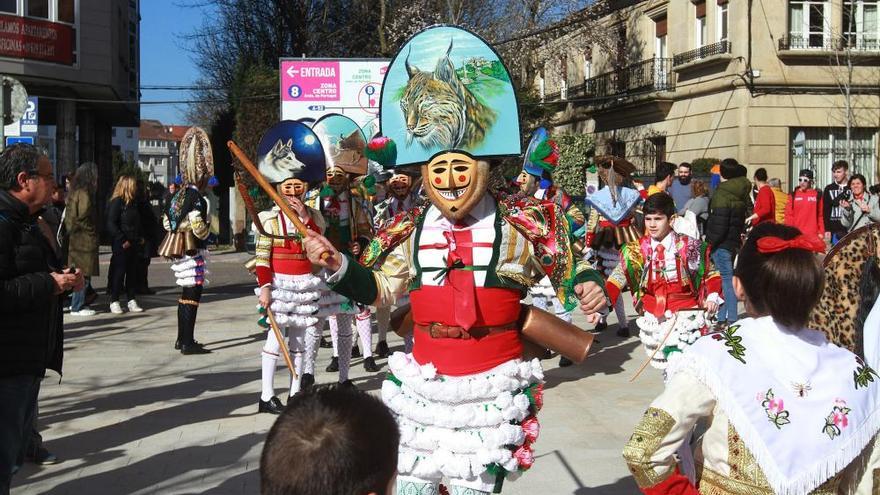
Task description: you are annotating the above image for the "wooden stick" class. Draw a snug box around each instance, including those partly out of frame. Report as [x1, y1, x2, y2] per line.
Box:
[629, 312, 679, 383]
[266, 307, 298, 380]
[228, 140, 332, 260]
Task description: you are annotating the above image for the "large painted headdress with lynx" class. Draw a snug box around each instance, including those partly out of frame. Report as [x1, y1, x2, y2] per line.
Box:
[373, 25, 520, 168]
[312, 113, 368, 176]
[179, 127, 214, 186]
[256, 120, 327, 185]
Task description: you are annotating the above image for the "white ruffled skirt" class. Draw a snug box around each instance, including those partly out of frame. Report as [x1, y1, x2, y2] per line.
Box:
[382, 352, 544, 491]
[255, 272, 356, 328]
[636, 310, 708, 370]
[171, 250, 209, 287]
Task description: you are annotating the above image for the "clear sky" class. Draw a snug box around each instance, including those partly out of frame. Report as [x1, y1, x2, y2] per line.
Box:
[139, 0, 207, 125]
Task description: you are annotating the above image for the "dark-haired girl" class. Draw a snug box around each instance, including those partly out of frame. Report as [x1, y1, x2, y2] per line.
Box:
[604, 192, 722, 370]
[840, 174, 880, 233]
[622, 222, 880, 494]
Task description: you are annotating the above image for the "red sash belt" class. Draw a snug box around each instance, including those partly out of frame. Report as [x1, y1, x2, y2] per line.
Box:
[409, 285, 523, 376]
[642, 281, 698, 317]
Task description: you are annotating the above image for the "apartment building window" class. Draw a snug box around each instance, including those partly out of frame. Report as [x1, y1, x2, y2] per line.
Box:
[0, 0, 16, 13]
[788, 1, 830, 48]
[27, 0, 49, 18]
[695, 1, 708, 47]
[538, 69, 545, 101]
[655, 15, 668, 58]
[560, 55, 568, 100]
[844, 0, 879, 49]
[717, 0, 729, 41]
[583, 47, 592, 80]
[650, 137, 667, 167]
[609, 140, 626, 159]
[111, 128, 117, 138]
[790, 128, 877, 187]
[58, 0, 73, 23]
[126, 129, 134, 138]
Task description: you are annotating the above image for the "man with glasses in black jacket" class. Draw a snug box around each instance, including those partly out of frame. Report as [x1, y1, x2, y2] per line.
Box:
[0, 144, 83, 494]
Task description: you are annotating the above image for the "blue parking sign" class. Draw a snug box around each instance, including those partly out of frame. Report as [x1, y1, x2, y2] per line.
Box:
[6, 136, 35, 146]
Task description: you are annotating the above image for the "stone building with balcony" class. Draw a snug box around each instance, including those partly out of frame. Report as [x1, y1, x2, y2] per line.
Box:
[537, 0, 880, 188]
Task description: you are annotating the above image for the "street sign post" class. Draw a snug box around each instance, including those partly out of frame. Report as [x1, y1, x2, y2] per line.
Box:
[279, 59, 388, 129]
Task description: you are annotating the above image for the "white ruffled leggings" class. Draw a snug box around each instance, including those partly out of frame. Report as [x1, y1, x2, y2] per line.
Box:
[260, 322, 321, 401]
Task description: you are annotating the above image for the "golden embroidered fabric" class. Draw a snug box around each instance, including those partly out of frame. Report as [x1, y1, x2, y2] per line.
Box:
[179, 299, 200, 306]
[623, 407, 677, 488]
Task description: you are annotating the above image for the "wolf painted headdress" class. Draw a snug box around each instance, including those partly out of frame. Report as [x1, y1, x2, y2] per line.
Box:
[256, 120, 327, 185]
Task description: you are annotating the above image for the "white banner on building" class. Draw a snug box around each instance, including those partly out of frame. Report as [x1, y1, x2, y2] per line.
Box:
[279, 58, 389, 131]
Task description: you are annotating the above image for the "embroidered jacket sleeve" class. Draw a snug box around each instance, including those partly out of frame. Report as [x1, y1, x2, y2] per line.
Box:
[328, 236, 412, 307]
[606, 240, 643, 305]
[684, 238, 722, 303]
[623, 372, 714, 495]
[584, 208, 600, 247]
[253, 209, 280, 288]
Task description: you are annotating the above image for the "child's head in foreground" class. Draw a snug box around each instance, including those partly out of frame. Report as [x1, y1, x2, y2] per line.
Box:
[260, 385, 399, 495]
[734, 223, 825, 328]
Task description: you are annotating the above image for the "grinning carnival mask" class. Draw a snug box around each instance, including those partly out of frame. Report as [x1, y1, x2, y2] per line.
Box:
[422, 152, 489, 221]
[389, 172, 414, 200]
[325, 166, 349, 194]
[369, 25, 521, 220]
[277, 177, 308, 202]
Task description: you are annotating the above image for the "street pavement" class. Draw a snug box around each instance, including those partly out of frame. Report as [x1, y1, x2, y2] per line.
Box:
[12, 250, 663, 495]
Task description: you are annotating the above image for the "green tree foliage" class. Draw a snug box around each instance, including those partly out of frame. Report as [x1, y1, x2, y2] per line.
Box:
[554, 133, 595, 197]
[690, 157, 720, 176]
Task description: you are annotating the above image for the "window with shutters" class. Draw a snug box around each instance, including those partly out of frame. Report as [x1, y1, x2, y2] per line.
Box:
[717, 0, 729, 41]
[694, 1, 708, 47]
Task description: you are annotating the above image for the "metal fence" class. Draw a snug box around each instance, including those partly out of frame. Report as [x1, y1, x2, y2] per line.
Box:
[673, 40, 731, 66]
[779, 35, 880, 52]
[570, 58, 675, 100]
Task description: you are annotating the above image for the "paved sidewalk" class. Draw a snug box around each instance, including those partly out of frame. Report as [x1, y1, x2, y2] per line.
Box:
[12, 252, 663, 494]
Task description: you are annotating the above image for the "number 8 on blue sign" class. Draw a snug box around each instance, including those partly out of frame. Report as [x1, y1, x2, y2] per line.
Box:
[288, 85, 302, 98]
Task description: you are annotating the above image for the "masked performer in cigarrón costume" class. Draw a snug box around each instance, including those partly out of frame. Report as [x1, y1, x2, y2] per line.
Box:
[582, 155, 644, 338]
[515, 128, 585, 367]
[370, 162, 424, 355]
[310, 114, 376, 378]
[251, 121, 360, 414]
[159, 128, 214, 355]
[301, 26, 608, 495]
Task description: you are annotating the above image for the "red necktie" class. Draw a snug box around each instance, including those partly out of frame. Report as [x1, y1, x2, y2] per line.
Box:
[448, 219, 478, 330]
[653, 243, 668, 315]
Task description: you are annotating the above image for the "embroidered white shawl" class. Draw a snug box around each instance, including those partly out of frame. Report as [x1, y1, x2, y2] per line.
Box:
[667, 316, 880, 495]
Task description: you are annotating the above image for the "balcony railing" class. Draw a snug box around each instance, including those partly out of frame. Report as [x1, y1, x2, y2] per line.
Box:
[673, 40, 731, 66]
[779, 34, 880, 52]
[578, 58, 675, 100]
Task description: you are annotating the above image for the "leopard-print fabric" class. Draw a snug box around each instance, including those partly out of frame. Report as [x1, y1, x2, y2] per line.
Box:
[809, 224, 880, 353]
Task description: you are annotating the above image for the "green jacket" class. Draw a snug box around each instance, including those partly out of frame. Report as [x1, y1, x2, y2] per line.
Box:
[65, 188, 99, 276]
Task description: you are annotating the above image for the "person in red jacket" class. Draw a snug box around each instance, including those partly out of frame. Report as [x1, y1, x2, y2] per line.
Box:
[784, 169, 824, 240]
[746, 167, 775, 225]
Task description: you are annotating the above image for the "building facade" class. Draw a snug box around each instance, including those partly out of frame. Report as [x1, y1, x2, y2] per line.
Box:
[537, 0, 880, 189]
[137, 120, 188, 186]
[112, 126, 139, 165]
[0, 0, 139, 203]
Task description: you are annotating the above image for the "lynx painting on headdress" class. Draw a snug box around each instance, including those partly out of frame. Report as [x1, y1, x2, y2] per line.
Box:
[401, 40, 496, 150]
[259, 139, 306, 179]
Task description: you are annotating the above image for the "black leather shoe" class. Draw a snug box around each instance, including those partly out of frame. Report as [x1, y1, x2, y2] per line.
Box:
[595, 320, 608, 332]
[174, 340, 181, 350]
[375, 340, 390, 358]
[326, 356, 339, 372]
[180, 342, 211, 355]
[351, 345, 361, 358]
[616, 327, 631, 338]
[363, 357, 380, 372]
[258, 396, 284, 414]
[320, 337, 332, 348]
[559, 356, 573, 367]
[340, 379, 356, 389]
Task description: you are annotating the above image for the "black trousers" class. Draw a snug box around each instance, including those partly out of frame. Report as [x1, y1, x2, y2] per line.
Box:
[109, 242, 138, 302]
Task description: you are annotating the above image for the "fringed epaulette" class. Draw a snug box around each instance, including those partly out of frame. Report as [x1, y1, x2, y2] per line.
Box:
[620, 239, 646, 301]
[358, 204, 426, 267]
[496, 193, 580, 311]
